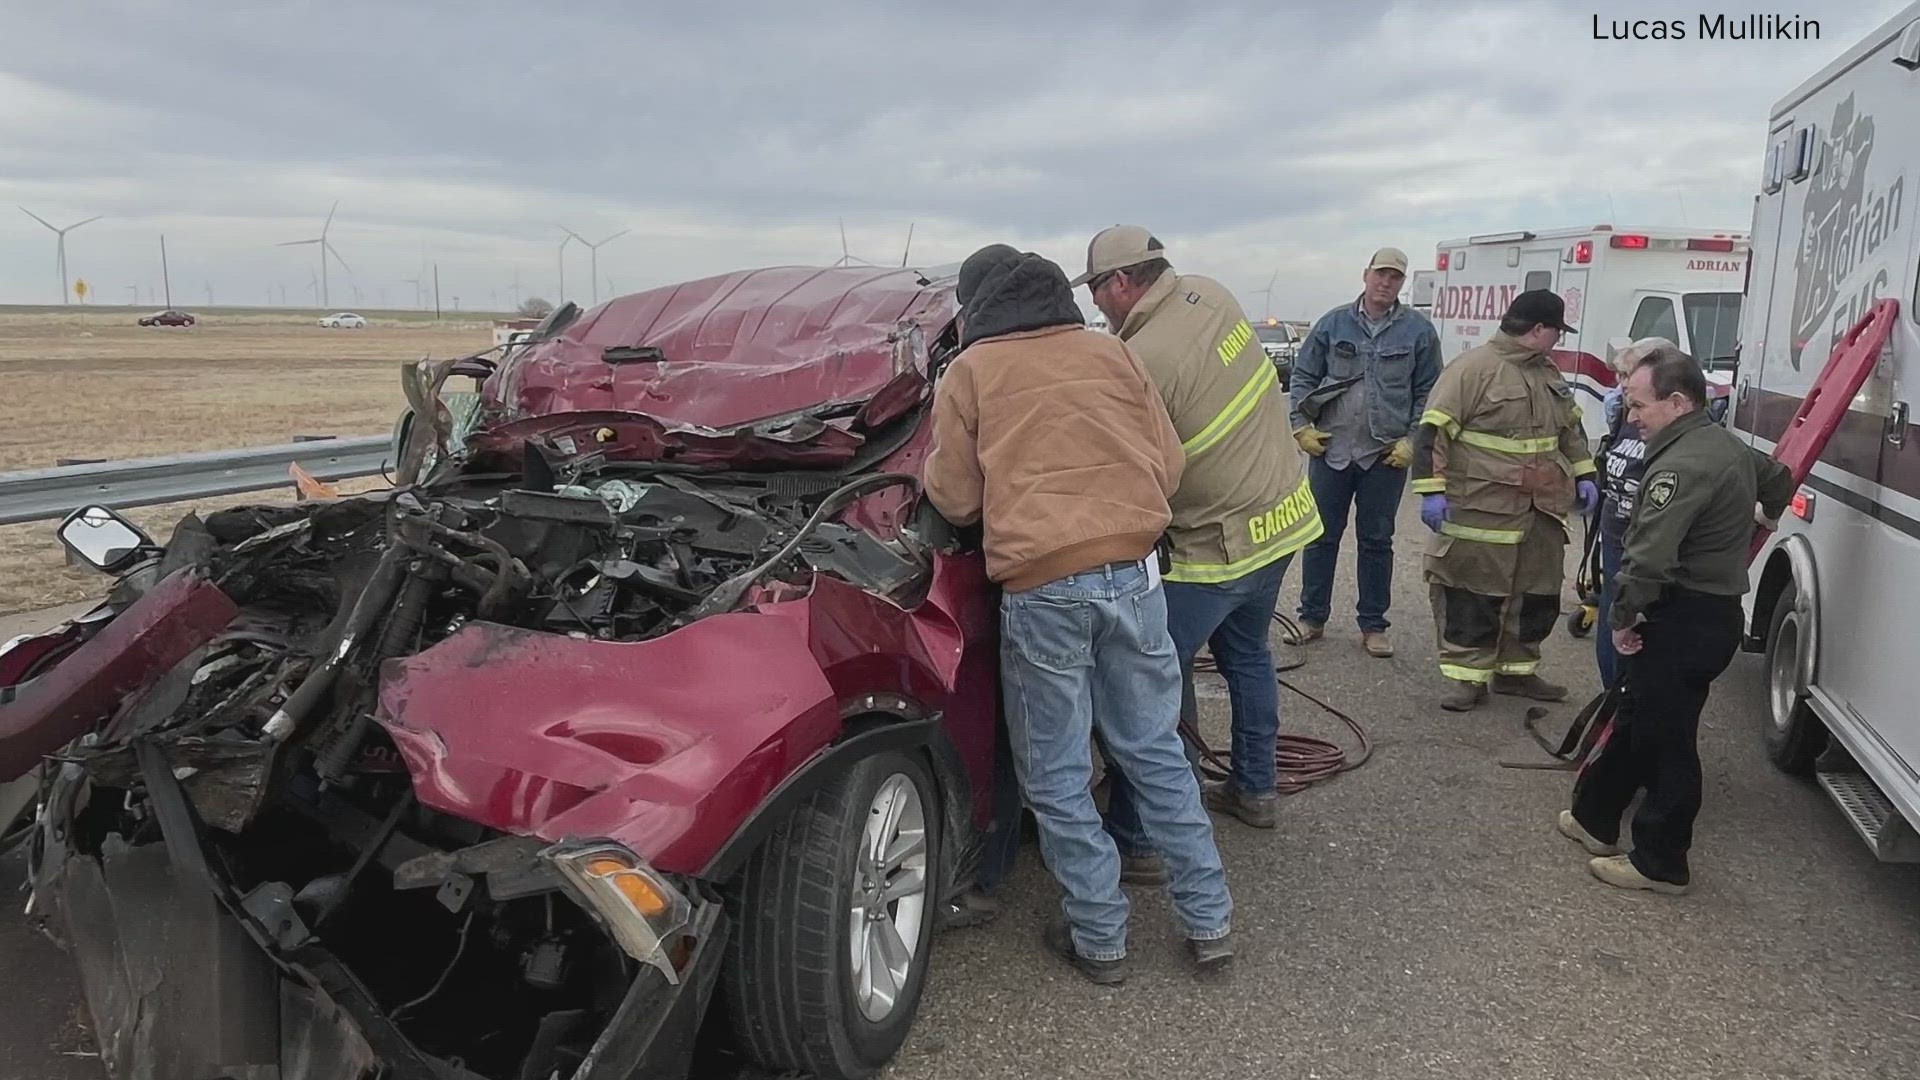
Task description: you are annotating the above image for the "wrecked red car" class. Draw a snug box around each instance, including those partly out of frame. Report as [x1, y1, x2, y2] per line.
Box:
[0, 265, 1002, 1080]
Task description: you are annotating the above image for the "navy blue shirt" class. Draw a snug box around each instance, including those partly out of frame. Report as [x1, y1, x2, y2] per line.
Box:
[1599, 387, 1649, 538]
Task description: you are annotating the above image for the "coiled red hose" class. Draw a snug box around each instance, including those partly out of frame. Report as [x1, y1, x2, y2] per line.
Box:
[1187, 612, 1373, 795]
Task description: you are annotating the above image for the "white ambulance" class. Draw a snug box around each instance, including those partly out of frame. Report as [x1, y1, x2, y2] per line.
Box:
[1428, 226, 1748, 443]
[1735, 1, 1920, 860]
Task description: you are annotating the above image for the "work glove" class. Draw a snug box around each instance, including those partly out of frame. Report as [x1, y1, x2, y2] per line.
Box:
[1384, 438, 1412, 469]
[1420, 494, 1448, 533]
[1576, 479, 1600, 515]
[1755, 505, 1783, 531]
[1294, 426, 1330, 457]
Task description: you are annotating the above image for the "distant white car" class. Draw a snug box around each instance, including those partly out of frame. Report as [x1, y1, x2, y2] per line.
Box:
[320, 312, 368, 329]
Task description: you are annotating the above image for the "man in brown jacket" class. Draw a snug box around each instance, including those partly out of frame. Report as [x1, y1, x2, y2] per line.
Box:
[925, 244, 1233, 983]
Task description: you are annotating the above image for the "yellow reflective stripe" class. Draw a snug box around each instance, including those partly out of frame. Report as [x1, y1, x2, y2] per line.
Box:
[1498, 661, 1539, 675]
[1572, 459, 1597, 477]
[1410, 478, 1447, 494]
[1168, 476, 1323, 584]
[1440, 521, 1525, 544]
[1215, 319, 1253, 366]
[1182, 360, 1277, 459]
[1440, 664, 1494, 684]
[1421, 409, 1461, 437]
[1456, 430, 1558, 454]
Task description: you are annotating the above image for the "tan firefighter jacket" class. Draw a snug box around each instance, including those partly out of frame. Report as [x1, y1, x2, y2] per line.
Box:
[1119, 271, 1322, 583]
[1410, 332, 1596, 545]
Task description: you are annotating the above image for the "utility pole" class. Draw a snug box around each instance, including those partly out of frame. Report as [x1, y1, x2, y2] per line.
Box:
[205, 281, 214, 307]
[125, 285, 138, 304]
[433, 263, 441, 321]
[160, 235, 172, 309]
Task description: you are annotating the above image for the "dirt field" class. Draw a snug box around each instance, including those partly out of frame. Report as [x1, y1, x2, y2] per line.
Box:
[0, 308, 494, 614]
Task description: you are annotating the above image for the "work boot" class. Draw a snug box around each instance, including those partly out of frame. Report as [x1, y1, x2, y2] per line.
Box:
[1492, 673, 1569, 702]
[1556, 810, 1624, 857]
[1043, 917, 1129, 985]
[1204, 781, 1278, 829]
[1119, 853, 1168, 886]
[1589, 855, 1690, 896]
[1285, 621, 1324, 646]
[1362, 631, 1394, 658]
[1186, 933, 1235, 974]
[937, 888, 1000, 930]
[1440, 680, 1488, 712]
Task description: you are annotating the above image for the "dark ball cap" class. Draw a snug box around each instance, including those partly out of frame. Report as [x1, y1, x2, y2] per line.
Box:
[957, 244, 1023, 305]
[1505, 289, 1577, 333]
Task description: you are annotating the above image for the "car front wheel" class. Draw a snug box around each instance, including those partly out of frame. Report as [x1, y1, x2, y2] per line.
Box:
[723, 747, 940, 1079]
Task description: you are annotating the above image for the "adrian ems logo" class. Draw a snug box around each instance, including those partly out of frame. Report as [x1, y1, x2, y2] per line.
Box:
[1789, 94, 1906, 370]
[1562, 286, 1584, 326]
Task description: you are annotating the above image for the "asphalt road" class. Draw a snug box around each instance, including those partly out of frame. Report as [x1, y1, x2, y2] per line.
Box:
[4, 507, 1918, 1080]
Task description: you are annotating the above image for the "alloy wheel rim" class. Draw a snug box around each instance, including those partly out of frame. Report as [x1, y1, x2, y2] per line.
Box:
[848, 773, 928, 1023]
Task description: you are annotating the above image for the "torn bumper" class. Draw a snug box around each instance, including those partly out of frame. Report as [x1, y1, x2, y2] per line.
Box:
[35, 753, 731, 1080]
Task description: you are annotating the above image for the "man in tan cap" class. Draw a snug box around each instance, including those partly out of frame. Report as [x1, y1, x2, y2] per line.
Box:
[1286, 247, 1442, 660]
[1073, 225, 1322, 846]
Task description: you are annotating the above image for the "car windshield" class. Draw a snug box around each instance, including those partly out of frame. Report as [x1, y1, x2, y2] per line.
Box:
[1255, 326, 1292, 344]
[1683, 292, 1742, 371]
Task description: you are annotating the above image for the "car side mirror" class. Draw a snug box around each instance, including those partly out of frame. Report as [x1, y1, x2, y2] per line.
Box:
[57, 505, 156, 574]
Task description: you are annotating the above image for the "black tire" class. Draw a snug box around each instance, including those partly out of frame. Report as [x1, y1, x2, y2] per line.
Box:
[1566, 606, 1593, 639]
[723, 748, 941, 1080]
[1764, 581, 1827, 774]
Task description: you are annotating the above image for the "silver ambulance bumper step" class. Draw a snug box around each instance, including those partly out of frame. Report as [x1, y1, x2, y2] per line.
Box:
[1817, 770, 1920, 863]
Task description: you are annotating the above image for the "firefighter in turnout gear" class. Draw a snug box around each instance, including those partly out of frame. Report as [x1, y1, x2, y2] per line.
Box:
[1410, 290, 1598, 712]
[1075, 225, 1323, 839]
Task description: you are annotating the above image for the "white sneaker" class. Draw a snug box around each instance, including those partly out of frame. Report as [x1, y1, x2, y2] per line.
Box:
[1557, 810, 1624, 857]
[1589, 855, 1691, 896]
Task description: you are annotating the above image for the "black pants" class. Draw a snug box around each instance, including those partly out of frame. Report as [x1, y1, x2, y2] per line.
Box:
[1570, 590, 1743, 884]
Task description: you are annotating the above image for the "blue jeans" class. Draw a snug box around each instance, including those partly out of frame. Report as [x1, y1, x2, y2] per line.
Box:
[1104, 555, 1291, 857]
[1596, 531, 1624, 689]
[973, 707, 1023, 894]
[1298, 456, 1407, 632]
[1000, 560, 1231, 960]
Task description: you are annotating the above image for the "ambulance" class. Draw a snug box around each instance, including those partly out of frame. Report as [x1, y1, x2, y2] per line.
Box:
[1735, 1, 1920, 861]
[1428, 225, 1749, 443]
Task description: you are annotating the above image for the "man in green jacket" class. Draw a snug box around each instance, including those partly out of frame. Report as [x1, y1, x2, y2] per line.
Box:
[1074, 225, 1323, 840]
[1557, 346, 1794, 895]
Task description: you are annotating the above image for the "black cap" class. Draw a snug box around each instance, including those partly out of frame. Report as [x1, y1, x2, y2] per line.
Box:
[1505, 289, 1576, 333]
[957, 244, 1023, 305]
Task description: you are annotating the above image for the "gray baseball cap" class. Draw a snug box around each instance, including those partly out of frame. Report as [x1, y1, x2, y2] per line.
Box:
[1069, 225, 1168, 288]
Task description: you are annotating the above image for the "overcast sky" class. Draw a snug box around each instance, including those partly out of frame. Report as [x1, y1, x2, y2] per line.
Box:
[2, 0, 1912, 317]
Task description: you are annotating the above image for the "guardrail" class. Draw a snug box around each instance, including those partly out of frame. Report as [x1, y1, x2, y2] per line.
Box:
[0, 436, 390, 526]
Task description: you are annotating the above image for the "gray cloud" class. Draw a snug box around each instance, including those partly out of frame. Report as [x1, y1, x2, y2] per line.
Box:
[2, 0, 1910, 315]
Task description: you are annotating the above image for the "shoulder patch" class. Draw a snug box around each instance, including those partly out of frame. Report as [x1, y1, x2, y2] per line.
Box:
[1645, 470, 1679, 509]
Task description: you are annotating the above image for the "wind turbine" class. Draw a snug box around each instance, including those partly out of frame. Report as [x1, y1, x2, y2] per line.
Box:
[833, 218, 872, 267]
[562, 227, 630, 304]
[555, 230, 576, 302]
[277, 202, 350, 308]
[1252, 270, 1278, 319]
[19, 207, 102, 304]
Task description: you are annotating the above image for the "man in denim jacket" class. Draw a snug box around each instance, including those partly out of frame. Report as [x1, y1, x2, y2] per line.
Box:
[1287, 248, 1443, 658]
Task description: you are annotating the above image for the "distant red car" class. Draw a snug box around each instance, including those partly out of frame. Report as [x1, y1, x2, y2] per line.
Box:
[1, 266, 997, 1080]
[137, 309, 196, 327]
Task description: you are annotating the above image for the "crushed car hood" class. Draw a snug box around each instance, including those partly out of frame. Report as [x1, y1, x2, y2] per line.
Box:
[374, 569, 977, 877]
[479, 265, 959, 466]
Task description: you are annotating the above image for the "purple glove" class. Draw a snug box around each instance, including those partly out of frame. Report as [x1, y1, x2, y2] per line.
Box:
[1420, 494, 1448, 532]
[1576, 479, 1601, 515]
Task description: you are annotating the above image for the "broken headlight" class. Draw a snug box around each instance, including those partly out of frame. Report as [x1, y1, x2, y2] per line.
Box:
[547, 841, 693, 983]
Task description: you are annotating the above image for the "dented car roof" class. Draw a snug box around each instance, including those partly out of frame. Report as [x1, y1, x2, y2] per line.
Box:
[486, 265, 960, 433]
